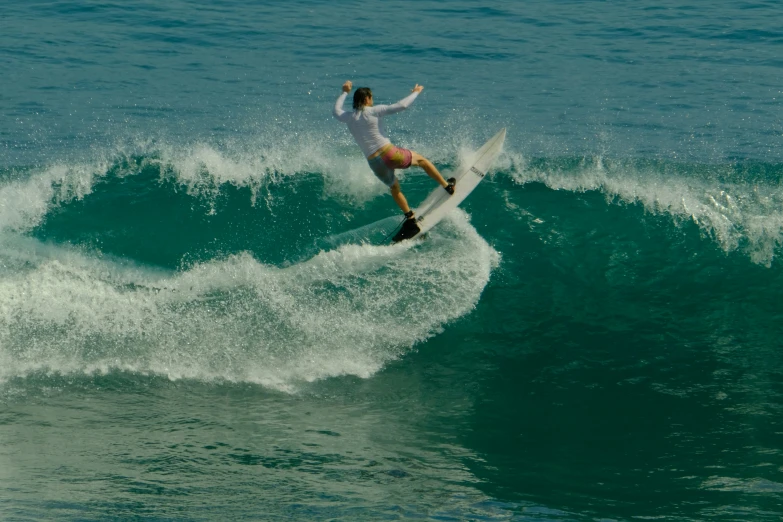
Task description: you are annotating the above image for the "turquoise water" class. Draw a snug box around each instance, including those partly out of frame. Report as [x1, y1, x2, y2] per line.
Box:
[2, 1, 783, 520]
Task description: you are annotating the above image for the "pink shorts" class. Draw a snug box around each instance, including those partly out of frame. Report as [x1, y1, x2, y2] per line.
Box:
[367, 145, 413, 187]
[380, 145, 412, 169]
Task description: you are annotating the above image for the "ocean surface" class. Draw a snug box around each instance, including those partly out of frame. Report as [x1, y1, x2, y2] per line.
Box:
[2, 0, 783, 520]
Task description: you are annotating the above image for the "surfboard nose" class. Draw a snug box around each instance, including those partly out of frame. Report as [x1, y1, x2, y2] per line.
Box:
[402, 128, 506, 242]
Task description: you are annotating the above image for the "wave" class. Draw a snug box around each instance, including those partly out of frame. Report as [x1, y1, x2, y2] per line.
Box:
[503, 154, 783, 266]
[3, 137, 783, 389]
[4, 138, 783, 269]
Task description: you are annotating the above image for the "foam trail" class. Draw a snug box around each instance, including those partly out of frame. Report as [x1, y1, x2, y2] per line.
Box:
[0, 211, 498, 391]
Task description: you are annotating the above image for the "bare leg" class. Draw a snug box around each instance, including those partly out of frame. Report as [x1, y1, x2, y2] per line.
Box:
[410, 151, 448, 187]
[390, 180, 411, 214]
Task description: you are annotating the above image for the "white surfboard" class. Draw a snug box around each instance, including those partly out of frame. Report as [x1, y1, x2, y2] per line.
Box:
[393, 128, 506, 242]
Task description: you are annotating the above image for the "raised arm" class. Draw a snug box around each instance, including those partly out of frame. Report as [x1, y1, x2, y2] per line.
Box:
[373, 84, 423, 117]
[332, 80, 352, 121]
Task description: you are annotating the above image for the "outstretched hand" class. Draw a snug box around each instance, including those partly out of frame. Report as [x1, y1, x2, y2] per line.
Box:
[342, 81, 352, 93]
[412, 84, 424, 93]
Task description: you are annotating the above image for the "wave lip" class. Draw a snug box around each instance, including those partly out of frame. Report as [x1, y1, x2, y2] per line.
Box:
[0, 162, 108, 233]
[504, 154, 783, 266]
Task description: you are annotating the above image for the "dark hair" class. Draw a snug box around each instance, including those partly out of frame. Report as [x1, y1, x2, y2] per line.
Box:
[353, 88, 372, 110]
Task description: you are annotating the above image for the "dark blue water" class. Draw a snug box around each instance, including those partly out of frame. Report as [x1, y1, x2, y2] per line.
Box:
[2, 1, 783, 520]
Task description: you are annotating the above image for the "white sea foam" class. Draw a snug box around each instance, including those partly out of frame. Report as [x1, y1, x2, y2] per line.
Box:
[0, 138, 392, 239]
[155, 133, 392, 206]
[0, 211, 498, 391]
[148, 122, 485, 207]
[0, 125, 483, 234]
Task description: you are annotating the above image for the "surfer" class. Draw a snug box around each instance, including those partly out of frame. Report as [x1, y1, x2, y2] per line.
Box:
[333, 81, 455, 236]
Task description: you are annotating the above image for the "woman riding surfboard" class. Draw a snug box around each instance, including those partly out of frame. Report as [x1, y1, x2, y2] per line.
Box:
[333, 81, 455, 240]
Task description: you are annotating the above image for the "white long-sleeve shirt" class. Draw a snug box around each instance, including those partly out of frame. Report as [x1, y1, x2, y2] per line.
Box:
[333, 91, 419, 157]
